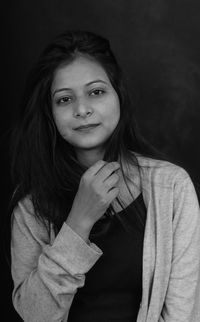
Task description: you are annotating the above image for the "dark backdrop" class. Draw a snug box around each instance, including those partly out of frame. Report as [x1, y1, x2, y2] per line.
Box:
[1, 1, 200, 320]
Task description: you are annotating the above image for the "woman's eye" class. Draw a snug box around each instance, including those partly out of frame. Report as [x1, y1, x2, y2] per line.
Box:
[90, 89, 105, 96]
[56, 96, 72, 104]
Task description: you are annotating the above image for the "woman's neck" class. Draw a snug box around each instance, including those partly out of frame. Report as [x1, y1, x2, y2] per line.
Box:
[75, 148, 105, 167]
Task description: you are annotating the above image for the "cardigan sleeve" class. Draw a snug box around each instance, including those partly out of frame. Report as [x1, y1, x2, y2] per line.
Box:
[11, 199, 102, 322]
[161, 172, 200, 322]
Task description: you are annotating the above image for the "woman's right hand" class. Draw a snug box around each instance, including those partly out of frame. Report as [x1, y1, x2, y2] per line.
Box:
[66, 160, 120, 242]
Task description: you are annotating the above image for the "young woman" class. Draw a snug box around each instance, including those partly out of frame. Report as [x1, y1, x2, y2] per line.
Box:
[10, 30, 200, 322]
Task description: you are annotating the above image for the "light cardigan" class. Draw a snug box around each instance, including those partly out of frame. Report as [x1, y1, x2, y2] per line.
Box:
[11, 156, 200, 322]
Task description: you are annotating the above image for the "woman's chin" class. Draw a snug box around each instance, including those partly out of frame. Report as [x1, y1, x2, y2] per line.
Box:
[71, 137, 109, 151]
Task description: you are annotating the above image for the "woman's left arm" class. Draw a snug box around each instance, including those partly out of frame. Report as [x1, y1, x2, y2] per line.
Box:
[161, 172, 200, 322]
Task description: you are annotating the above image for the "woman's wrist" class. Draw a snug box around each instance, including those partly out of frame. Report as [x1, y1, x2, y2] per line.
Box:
[65, 215, 92, 243]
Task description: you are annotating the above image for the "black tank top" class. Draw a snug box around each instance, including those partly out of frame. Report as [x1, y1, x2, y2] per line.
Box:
[68, 193, 146, 322]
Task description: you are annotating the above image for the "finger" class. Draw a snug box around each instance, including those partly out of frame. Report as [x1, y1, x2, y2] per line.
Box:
[107, 187, 120, 201]
[96, 162, 120, 181]
[85, 160, 107, 177]
[104, 173, 120, 190]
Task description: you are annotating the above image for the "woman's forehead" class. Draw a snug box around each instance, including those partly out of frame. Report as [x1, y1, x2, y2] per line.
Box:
[51, 56, 110, 91]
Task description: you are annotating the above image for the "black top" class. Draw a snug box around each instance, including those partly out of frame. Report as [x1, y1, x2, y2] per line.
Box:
[68, 193, 146, 322]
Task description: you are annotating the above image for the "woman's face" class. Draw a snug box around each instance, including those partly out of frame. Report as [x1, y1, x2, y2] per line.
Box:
[51, 56, 120, 156]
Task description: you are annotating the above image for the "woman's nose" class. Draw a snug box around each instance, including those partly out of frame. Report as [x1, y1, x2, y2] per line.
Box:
[74, 98, 93, 118]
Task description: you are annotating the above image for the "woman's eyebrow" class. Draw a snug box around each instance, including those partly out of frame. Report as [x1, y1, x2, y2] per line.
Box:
[53, 88, 71, 97]
[85, 79, 108, 86]
[52, 80, 108, 97]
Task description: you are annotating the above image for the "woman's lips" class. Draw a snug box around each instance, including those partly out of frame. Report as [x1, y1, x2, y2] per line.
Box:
[75, 124, 100, 132]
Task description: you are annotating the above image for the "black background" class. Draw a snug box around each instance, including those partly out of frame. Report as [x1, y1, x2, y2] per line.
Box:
[1, 1, 200, 320]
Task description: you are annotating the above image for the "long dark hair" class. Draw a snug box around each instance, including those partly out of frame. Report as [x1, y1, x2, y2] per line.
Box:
[10, 30, 161, 235]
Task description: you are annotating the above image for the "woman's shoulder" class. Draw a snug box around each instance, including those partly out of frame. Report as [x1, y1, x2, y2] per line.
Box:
[12, 195, 51, 243]
[13, 194, 35, 220]
[134, 153, 190, 185]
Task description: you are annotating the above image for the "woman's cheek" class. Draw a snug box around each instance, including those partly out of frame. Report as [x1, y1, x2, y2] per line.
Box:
[54, 109, 71, 127]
